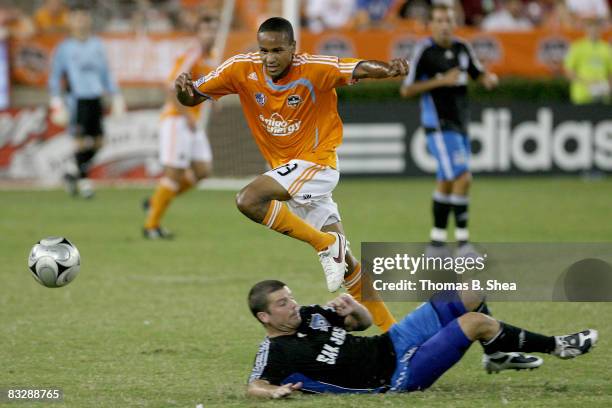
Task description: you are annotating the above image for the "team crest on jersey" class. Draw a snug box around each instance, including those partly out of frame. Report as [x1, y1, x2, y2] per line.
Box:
[287, 94, 302, 108]
[255, 92, 266, 106]
[309, 313, 331, 332]
[458, 52, 469, 69]
[248, 72, 258, 81]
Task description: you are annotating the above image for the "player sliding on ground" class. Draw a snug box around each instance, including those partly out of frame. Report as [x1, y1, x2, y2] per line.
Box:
[246, 280, 598, 398]
[175, 17, 407, 331]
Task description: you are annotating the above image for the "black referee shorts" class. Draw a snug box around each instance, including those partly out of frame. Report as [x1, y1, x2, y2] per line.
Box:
[74, 98, 103, 138]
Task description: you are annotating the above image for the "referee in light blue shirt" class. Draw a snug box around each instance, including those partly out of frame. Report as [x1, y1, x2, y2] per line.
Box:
[48, 5, 125, 198]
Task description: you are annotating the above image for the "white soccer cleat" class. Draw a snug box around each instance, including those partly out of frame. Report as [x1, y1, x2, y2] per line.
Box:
[553, 329, 598, 359]
[318, 232, 347, 292]
[77, 178, 95, 199]
[482, 352, 543, 374]
[455, 242, 482, 260]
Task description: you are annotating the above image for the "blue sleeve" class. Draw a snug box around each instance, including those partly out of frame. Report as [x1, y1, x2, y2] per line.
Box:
[282, 373, 387, 394]
[356, 0, 369, 10]
[97, 38, 118, 94]
[48, 41, 67, 97]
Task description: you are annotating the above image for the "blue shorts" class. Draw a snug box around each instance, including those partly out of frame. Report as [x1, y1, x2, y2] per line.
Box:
[426, 130, 470, 181]
[388, 292, 471, 392]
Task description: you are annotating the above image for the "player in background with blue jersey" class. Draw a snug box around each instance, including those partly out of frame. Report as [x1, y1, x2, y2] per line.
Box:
[49, 6, 125, 198]
[400, 5, 497, 258]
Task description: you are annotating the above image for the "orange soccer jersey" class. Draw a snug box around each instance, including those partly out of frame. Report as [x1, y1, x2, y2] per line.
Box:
[193, 52, 361, 169]
[161, 48, 213, 123]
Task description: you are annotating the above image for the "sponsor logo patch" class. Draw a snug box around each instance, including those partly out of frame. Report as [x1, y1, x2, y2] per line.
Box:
[258, 113, 301, 136]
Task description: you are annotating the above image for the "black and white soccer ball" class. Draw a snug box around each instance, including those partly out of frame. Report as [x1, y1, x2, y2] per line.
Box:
[28, 237, 81, 288]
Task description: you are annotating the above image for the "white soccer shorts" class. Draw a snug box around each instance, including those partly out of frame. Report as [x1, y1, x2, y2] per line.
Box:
[264, 159, 341, 230]
[158, 116, 212, 168]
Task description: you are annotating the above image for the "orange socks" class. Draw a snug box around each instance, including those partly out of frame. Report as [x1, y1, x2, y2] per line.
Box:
[263, 200, 335, 252]
[144, 177, 179, 229]
[345, 263, 396, 332]
[144, 173, 198, 229]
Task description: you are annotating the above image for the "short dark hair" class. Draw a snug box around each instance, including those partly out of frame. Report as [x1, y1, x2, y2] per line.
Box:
[197, 13, 218, 26]
[257, 17, 295, 43]
[248, 280, 287, 319]
[430, 4, 453, 19]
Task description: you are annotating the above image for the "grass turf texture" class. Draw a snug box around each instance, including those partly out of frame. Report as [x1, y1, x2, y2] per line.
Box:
[1, 177, 611, 407]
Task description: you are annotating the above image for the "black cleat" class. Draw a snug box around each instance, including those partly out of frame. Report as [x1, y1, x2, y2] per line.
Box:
[483, 352, 543, 374]
[63, 173, 78, 197]
[143, 227, 174, 240]
[424, 243, 453, 259]
[142, 197, 151, 212]
[553, 329, 598, 359]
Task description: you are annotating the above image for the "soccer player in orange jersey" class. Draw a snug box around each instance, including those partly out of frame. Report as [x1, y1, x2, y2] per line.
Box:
[176, 17, 408, 331]
[143, 15, 218, 239]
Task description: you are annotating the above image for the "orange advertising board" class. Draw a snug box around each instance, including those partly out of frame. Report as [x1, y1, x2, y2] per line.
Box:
[9, 28, 612, 87]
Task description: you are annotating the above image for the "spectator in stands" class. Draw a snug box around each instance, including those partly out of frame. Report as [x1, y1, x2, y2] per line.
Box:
[175, 0, 223, 32]
[131, 0, 173, 33]
[33, 0, 69, 34]
[564, 16, 612, 104]
[481, 0, 533, 31]
[0, 5, 35, 39]
[353, 0, 397, 29]
[540, 0, 574, 30]
[565, 0, 610, 22]
[460, 0, 491, 26]
[305, 0, 356, 33]
[397, 0, 431, 29]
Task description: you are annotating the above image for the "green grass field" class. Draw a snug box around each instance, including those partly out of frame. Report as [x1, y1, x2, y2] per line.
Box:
[1, 177, 611, 407]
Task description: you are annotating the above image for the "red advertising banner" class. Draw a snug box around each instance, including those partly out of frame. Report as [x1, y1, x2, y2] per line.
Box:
[0, 107, 161, 183]
[9, 28, 612, 87]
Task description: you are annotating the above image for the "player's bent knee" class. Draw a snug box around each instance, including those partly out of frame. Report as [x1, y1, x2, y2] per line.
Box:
[235, 187, 261, 217]
[458, 312, 494, 340]
[192, 162, 212, 180]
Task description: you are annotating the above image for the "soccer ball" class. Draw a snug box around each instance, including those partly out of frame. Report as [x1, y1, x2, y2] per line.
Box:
[28, 237, 81, 288]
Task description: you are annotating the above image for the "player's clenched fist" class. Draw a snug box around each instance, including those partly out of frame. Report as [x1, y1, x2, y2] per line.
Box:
[389, 58, 409, 77]
[175, 72, 194, 98]
[175, 72, 207, 106]
[326, 293, 359, 317]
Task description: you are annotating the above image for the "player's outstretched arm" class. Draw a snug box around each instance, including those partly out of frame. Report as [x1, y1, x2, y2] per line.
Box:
[247, 379, 302, 399]
[327, 294, 372, 331]
[175, 72, 207, 106]
[353, 59, 409, 80]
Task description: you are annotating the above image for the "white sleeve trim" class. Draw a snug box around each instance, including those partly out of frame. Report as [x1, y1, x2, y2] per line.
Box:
[404, 40, 429, 86]
[248, 338, 271, 383]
